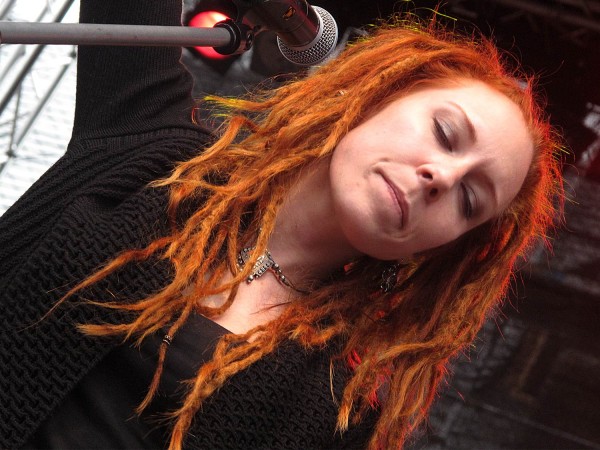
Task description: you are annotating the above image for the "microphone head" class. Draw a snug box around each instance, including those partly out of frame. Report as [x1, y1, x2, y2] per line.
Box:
[276, 6, 338, 66]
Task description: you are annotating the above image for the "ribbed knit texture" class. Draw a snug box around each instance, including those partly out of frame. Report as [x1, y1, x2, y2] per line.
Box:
[0, 1, 376, 448]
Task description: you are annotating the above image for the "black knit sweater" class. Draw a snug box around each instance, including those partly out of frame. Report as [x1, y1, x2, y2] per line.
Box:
[0, 1, 375, 448]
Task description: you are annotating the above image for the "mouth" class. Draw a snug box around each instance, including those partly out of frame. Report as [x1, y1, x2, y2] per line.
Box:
[380, 172, 408, 229]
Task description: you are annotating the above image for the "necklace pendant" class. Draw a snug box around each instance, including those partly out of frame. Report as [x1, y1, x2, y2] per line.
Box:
[238, 247, 275, 284]
[237, 245, 306, 293]
[249, 253, 274, 282]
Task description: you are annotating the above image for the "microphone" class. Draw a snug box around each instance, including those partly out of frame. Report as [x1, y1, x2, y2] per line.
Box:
[242, 0, 338, 66]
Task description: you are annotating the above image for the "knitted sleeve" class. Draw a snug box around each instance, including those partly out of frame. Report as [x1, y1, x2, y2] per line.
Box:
[72, 0, 199, 141]
[0, 0, 207, 269]
[0, 1, 209, 446]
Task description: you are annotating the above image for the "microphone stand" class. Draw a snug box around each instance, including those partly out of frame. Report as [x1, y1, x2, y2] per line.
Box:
[0, 20, 253, 116]
[0, 20, 253, 53]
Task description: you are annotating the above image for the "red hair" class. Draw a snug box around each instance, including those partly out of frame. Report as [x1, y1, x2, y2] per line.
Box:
[63, 17, 563, 450]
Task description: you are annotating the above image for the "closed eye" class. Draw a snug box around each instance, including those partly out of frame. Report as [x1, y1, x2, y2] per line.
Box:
[433, 117, 453, 151]
[460, 183, 476, 219]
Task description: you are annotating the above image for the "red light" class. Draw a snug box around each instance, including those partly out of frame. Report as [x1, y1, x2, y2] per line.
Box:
[188, 11, 231, 60]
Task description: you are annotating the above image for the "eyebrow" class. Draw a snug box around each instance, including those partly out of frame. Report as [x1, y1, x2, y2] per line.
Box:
[479, 171, 499, 213]
[448, 101, 477, 144]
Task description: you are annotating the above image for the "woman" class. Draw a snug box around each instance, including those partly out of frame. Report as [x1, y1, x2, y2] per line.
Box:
[0, 0, 562, 449]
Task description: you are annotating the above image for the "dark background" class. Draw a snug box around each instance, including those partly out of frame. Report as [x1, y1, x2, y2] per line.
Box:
[182, 1, 600, 448]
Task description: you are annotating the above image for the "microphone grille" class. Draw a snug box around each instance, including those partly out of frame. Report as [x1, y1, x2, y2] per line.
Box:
[277, 6, 338, 66]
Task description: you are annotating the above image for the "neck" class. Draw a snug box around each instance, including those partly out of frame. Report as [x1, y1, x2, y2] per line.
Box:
[267, 158, 362, 285]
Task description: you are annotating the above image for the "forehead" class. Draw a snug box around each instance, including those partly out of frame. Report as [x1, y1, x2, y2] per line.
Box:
[388, 79, 526, 121]
[377, 80, 533, 149]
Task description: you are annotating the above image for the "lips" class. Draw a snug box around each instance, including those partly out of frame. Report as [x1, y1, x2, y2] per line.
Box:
[380, 173, 408, 229]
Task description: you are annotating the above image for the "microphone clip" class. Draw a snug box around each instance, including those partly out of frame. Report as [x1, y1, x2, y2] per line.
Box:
[212, 19, 255, 56]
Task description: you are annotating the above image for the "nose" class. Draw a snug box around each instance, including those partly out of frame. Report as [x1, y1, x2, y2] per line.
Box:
[417, 163, 465, 201]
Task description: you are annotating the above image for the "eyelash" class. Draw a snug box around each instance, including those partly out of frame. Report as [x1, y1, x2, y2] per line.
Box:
[461, 183, 474, 219]
[434, 117, 475, 219]
[433, 118, 453, 151]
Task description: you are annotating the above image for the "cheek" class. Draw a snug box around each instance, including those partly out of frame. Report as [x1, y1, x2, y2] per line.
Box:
[414, 206, 466, 252]
[332, 130, 370, 165]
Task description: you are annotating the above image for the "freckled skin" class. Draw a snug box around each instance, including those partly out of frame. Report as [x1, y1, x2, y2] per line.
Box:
[328, 80, 534, 260]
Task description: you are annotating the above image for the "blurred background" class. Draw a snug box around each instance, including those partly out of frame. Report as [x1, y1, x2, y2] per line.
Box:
[0, 0, 598, 448]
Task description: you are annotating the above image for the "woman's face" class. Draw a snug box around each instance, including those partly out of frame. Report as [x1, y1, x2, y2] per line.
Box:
[329, 80, 534, 260]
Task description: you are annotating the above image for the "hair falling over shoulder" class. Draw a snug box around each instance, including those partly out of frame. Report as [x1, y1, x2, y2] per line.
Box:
[63, 14, 564, 450]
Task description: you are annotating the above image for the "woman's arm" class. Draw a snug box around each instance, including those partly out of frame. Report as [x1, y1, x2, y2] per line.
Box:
[71, 0, 198, 141]
[0, 0, 205, 267]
